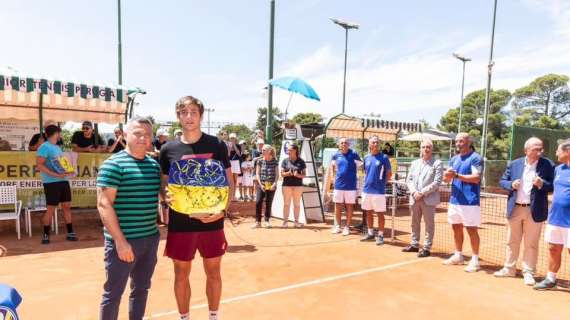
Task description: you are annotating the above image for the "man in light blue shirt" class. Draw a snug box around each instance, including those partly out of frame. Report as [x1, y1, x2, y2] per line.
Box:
[534, 139, 570, 290]
[36, 125, 76, 244]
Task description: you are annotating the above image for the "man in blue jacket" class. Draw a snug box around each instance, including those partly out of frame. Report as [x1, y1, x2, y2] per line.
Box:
[496, 137, 554, 286]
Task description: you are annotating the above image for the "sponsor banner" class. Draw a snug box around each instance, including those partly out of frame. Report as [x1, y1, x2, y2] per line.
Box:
[0, 151, 109, 207]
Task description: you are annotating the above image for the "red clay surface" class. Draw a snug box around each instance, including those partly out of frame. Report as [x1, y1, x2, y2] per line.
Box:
[1, 204, 570, 319]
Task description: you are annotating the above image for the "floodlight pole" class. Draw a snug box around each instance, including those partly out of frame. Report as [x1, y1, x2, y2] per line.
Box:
[342, 27, 348, 114]
[453, 53, 471, 132]
[266, 0, 275, 145]
[480, 0, 498, 188]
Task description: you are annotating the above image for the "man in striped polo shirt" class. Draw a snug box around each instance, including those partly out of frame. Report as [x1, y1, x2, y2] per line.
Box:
[97, 117, 161, 319]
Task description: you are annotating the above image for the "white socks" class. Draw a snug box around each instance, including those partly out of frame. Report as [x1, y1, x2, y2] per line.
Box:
[180, 313, 190, 320]
[547, 272, 557, 282]
[454, 251, 462, 258]
[378, 231, 384, 237]
[368, 228, 374, 236]
[209, 310, 219, 320]
[471, 255, 479, 263]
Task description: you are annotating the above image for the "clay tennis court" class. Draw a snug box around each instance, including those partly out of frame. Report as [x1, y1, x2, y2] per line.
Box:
[1, 198, 569, 320]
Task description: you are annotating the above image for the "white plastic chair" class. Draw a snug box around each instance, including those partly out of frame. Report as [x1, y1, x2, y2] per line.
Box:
[0, 186, 23, 240]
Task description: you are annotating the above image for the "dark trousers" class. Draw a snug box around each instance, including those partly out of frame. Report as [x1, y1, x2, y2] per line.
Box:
[100, 233, 160, 320]
[255, 186, 276, 222]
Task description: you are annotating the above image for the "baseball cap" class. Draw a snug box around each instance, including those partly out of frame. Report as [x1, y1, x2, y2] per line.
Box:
[157, 128, 169, 137]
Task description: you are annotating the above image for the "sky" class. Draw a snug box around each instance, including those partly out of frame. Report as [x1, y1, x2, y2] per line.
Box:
[1, 0, 569, 131]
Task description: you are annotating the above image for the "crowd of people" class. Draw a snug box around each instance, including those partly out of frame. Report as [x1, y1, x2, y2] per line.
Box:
[24, 94, 569, 320]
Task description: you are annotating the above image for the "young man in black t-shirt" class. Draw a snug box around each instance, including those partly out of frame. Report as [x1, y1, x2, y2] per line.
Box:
[159, 96, 234, 320]
[71, 121, 105, 152]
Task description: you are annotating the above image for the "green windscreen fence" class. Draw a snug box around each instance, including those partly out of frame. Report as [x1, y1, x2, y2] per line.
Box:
[510, 125, 570, 161]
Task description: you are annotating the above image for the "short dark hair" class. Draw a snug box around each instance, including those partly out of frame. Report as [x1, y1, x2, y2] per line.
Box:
[45, 125, 61, 138]
[175, 96, 205, 117]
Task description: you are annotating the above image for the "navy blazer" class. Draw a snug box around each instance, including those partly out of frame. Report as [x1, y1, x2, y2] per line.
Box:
[499, 157, 555, 222]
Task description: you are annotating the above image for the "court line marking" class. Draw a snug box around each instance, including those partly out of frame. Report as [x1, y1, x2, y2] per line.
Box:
[145, 257, 433, 319]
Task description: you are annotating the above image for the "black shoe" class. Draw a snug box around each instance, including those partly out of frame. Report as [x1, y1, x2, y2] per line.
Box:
[418, 249, 431, 258]
[41, 234, 50, 245]
[402, 245, 419, 252]
[66, 233, 78, 241]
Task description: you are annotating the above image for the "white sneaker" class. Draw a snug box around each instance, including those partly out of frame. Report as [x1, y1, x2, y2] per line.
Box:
[464, 259, 481, 273]
[294, 222, 303, 228]
[251, 222, 261, 229]
[523, 272, 536, 286]
[493, 267, 516, 277]
[331, 225, 341, 234]
[442, 254, 465, 266]
[263, 221, 272, 229]
[282, 221, 289, 228]
[342, 226, 350, 236]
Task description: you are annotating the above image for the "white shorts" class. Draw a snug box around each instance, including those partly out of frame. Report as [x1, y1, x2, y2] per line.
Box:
[236, 176, 243, 184]
[361, 193, 386, 212]
[447, 204, 481, 227]
[230, 160, 241, 174]
[544, 224, 570, 247]
[333, 190, 357, 204]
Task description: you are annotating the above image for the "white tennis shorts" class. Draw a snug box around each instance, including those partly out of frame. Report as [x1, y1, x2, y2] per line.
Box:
[447, 204, 481, 227]
[333, 190, 357, 204]
[544, 224, 570, 248]
[361, 193, 387, 212]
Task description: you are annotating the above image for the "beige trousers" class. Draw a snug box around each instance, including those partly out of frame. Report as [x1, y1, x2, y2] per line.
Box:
[504, 205, 543, 273]
[282, 186, 304, 222]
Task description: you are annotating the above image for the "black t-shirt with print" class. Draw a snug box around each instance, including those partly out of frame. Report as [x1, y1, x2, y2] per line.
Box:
[159, 133, 230, 232]
[281, 157, 307, 187]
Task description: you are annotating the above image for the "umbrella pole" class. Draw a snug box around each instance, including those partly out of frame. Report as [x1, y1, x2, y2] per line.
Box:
[284, 92, 294, 121]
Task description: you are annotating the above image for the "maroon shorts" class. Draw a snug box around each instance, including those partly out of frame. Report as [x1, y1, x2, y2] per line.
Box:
[165, 230, 227, 261]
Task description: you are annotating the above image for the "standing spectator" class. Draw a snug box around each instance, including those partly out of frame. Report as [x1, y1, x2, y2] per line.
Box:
[159, 96, 233, 320]
[36, 125, 77, 244]
[236, 140, 248, 201]
[228, 133, 243, 200]
[360, 136, 392, 245]
[534, 139, 570, 290]
[382, 142, 395, 157]
[403, 139, 443, 257]
[330, 138, 362, 236]
[174, 129, 183, 141]
[241, 153, 255, 201]
[153, 128, 170, 151]
[97, 117, 161, 319]
[252, 138, 264, 159]
[252, 145, 279, 229]
[496, 137, 554, 285]
[107, 127, 127, 153]
[28, 122, 63, 151]
[219, 130, 231, 157]
[71, 121, 105, 152]
[442, 132, 483, 272]
[280, 143, 306, 228]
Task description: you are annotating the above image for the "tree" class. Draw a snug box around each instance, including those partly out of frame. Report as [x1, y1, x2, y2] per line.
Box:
[291, 112, 323, 125]
[513, 74, 570, 121]
[219, 124, 253, 143]
[256, 106, 283, 147]
[438, 89, 512, 160]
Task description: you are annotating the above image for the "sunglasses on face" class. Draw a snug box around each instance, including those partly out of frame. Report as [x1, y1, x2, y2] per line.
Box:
[82, 127, 91, 131]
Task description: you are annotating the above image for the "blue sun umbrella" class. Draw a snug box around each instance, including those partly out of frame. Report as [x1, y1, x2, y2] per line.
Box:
[268, 77, 320, 120]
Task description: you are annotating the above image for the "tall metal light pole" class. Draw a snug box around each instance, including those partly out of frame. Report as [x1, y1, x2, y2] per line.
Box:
[330, 18, 359, 114]
[117, 0, 123, 85]
[480, 0, 499, 188]
[266, 0, 275, 145]
[205, 108, 215, 134]
[452, 53, 471, 133]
